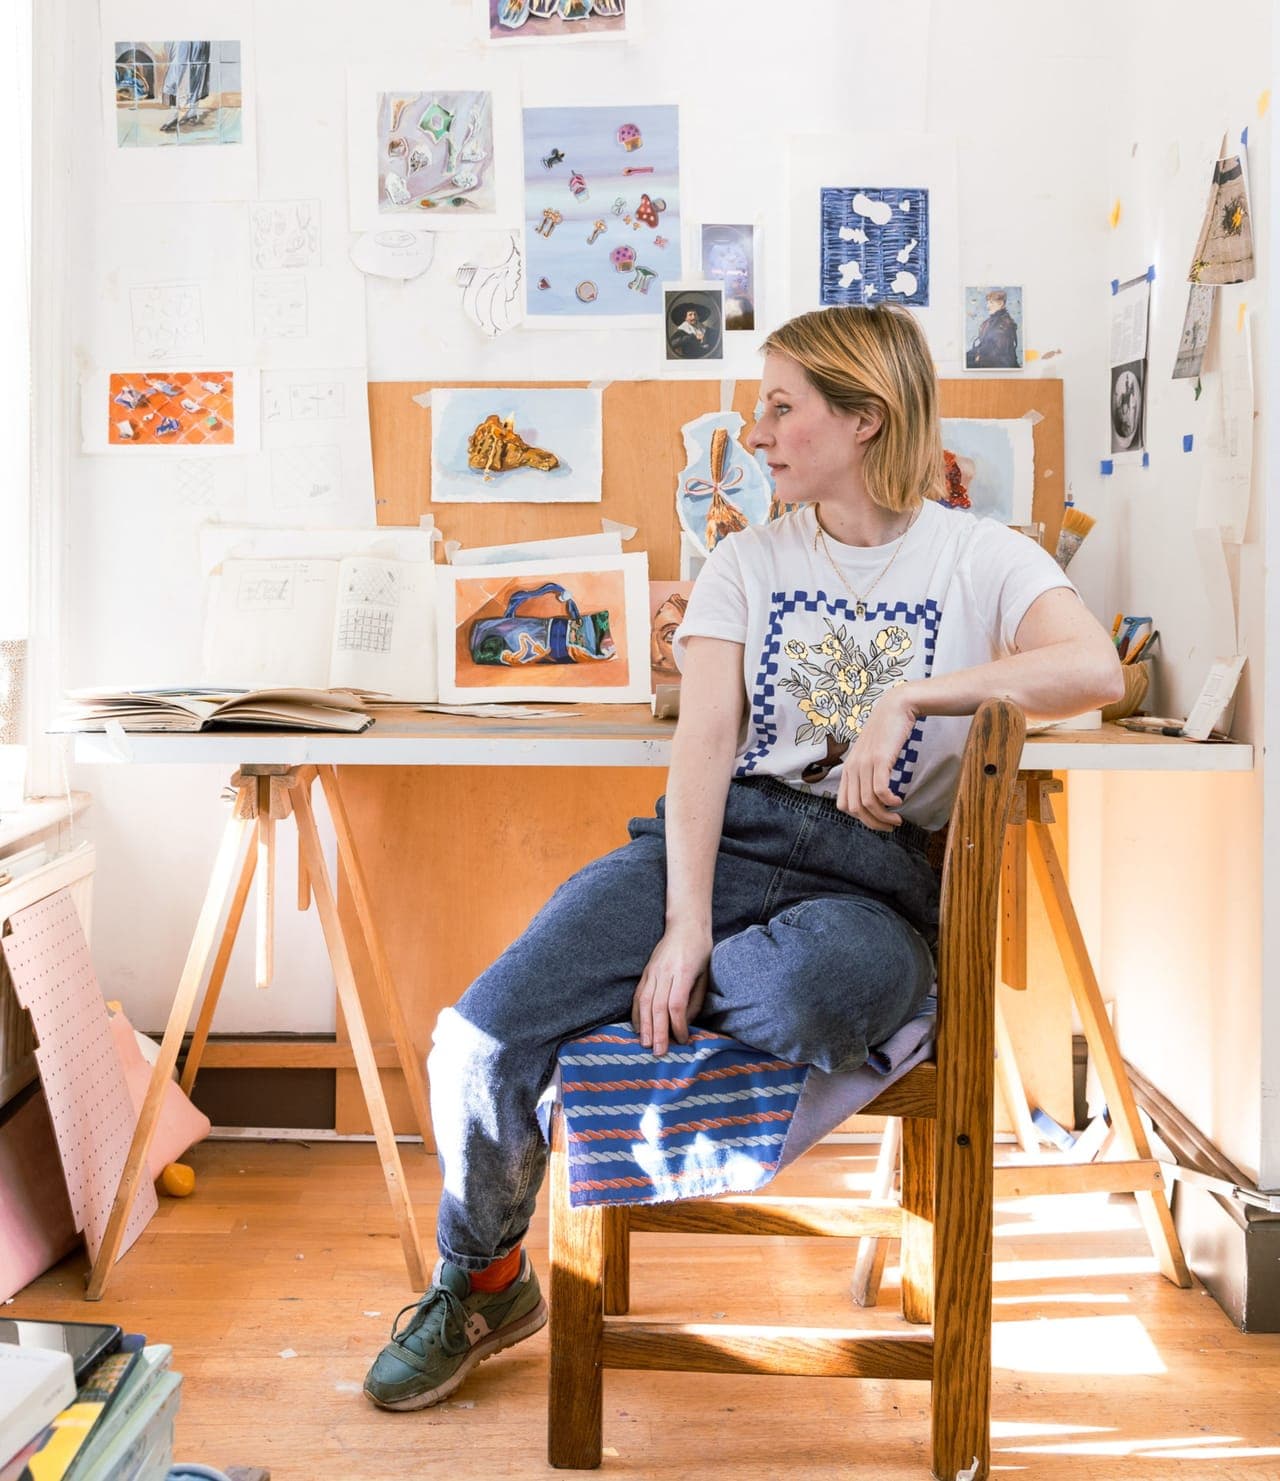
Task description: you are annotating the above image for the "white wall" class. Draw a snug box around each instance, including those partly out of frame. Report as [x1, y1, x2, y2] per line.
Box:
[54, 0, 1274, 1185]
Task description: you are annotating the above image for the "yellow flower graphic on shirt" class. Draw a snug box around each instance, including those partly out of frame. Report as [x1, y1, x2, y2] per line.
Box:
[778, 617, 914, 749]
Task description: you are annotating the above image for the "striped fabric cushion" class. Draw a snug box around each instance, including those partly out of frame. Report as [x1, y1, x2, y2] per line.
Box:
[557, 1025, 808, 1207]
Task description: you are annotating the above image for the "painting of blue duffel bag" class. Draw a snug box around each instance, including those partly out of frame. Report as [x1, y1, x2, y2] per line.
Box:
[469, 582, 616, 666]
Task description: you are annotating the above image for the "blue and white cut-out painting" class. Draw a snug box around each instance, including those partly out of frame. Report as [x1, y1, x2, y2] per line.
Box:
[819, 187, 930, 307]
[676, 411, 774, 554]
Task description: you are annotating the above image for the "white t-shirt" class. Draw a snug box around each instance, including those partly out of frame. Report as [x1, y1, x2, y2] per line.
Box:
[673, 500, 1074, 830]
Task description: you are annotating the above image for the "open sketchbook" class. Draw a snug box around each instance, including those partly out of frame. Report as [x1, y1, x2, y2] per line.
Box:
[203, 555, 438, 701]
[60, 687, 374, 733]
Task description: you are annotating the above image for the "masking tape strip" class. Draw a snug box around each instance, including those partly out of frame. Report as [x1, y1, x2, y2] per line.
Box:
[720, 379, 736, 414]
[1183, 434, 1194, 452]
[1142, 451, 1150, 468]
[1241, 126, 1249, 147]
[587, 379, 613, 392]
[1110, 279, 1120, 295]
[411, 390, 433, 409]
[1022, 410, 1044, 425]
[602, 517, 638, 540]
[444, 539, 461, 564]
[1099, 459, 1114, 476]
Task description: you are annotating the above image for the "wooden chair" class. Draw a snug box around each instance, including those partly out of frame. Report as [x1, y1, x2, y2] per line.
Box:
[546, 698, 1026, 1480]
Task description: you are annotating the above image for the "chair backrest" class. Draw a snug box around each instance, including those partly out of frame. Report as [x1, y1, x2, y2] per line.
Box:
[930, 697, 1025, 1459]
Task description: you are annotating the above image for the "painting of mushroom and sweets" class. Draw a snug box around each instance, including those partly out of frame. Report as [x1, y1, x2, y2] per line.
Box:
[522, 104, 681, 324]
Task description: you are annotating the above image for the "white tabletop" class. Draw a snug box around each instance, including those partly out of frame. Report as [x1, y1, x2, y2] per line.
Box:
[70, 706, 1255, 774]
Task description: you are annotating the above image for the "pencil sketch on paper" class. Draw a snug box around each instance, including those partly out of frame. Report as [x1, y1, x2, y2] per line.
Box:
[253, 274, 309, 339]
[129, 282, 206, 360]
[456, 235, 524, 337]
[263, 380, 347, 423]
[114, 40, 242, 147]
[236, 568, 295, 610]
[249, 199, 321, 270]
[377, 90, 496, 217]
[819, 187, 930, 307]
[269, 445, 343, 509]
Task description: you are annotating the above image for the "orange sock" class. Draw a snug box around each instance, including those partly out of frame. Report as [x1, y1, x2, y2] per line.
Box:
[468, 1245, 522, 1293]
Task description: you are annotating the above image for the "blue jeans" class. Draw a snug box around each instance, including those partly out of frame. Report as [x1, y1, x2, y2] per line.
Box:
[428, 776, 939, 1270]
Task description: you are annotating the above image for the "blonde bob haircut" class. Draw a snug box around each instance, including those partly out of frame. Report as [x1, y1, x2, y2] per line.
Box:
[761, 304, 944, 514]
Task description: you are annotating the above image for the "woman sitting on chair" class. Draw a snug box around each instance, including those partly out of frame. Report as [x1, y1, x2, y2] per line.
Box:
[363, 303, 1124, 1412]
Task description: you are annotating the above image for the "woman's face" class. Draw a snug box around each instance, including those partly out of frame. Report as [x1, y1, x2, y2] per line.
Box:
[747, 351, 870, 505]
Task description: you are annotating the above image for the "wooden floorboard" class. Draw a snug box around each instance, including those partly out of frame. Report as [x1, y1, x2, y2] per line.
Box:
[13, 1140, 1280, 1480]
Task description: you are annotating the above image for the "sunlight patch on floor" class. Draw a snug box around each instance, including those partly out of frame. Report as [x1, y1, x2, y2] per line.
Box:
[992, 1313, 1166, 1375]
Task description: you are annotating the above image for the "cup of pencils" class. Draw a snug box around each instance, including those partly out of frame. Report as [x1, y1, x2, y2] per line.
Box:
[1102, 614, 1157, 722]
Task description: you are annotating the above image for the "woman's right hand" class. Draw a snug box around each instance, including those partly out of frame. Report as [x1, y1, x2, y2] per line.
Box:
[631, 923, 713, 1057]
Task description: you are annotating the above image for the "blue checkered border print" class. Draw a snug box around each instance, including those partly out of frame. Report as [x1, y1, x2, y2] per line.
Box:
[738, 592, 941, 795]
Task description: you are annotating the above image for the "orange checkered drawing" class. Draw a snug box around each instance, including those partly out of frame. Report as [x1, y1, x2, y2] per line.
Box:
[108, 371, 235, 447]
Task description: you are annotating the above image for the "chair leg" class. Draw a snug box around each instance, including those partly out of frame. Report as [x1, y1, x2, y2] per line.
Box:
[602, 1206, 631, 1316]
[549, 1111, 605, 1470]
[900, 1116, 935, 1326]
[851, 1116, 901, 1308]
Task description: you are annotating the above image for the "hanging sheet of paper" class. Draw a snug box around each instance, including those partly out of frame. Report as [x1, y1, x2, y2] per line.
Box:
[1196, 311, 1254, 542]
[786, 132, 960, 362]
[248, 367, 377, 526]
[101, 2, 258, 203]
[80, 367, 260, 456]
[1108, 274, 1150, 462]
[198, 523, 436, 574]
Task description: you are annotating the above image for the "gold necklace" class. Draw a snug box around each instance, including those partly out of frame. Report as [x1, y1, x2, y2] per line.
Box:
[812, 505, 920, 619]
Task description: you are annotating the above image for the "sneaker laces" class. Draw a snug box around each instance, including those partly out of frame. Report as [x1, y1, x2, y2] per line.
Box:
[389, 1284, 470, 1359]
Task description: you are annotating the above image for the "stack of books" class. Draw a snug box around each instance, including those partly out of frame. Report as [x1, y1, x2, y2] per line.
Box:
[0, 1321, 181, 1481]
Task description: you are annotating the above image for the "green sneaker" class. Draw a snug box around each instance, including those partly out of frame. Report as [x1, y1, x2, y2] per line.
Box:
[363, 1252, 547, 1411]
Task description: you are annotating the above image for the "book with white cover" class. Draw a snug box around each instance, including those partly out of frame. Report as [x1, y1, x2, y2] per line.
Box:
[0, 1345, 76, 1467]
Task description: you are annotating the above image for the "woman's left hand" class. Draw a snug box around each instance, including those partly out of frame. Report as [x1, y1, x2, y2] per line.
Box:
[836, 684, 919, 830]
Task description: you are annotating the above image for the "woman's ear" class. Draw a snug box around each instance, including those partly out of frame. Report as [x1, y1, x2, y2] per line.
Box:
[853, 406, 883, 444]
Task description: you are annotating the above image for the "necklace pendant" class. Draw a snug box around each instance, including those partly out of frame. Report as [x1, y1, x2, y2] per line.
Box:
[855, 601, 866, 619]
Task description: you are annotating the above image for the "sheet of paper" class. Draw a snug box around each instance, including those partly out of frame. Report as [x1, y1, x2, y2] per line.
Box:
[198, 523, 436, 574]
[1196, 312, 1255, 542]
[101, 3, 258, 204]
[327, 557, 439, 701]
[1184, 655, 1246, 740]
[202, 558, 339, 688]
[349, 229, 437, 280]
[345, 66, 521, 235]
[1192, 525, 1239, 656]
[1108, 275, 1150, 460]
[250, 367, 376, 526]
[787, 132, 960, 363]
[449, 531, 623, 565]
[81, 367, 260, 456]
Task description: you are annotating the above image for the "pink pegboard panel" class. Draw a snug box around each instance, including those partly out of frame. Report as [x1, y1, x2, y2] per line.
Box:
[1, 890, 156, 1264]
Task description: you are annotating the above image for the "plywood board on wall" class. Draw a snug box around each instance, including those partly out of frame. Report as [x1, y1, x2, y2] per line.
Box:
[340, 376, 1067, 1136]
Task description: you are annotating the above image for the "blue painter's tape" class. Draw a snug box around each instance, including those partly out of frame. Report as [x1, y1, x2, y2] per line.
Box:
[1242, 126, 1249, 147]
[1100, 459, 1114, 475]
[1110, 279, 1120, 295]
[1146, 264, 1156, 281]
[1142, 451, 1150, 468]
[1183, 434, 1194, 452]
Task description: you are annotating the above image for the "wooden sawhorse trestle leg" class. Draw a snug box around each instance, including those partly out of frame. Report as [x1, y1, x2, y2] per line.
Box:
[85, 764, 431, 1300]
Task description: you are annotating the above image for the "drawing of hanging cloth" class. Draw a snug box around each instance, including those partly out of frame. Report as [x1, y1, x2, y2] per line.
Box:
[163, 41, 211, 110]
[548, 998, 936, 1207]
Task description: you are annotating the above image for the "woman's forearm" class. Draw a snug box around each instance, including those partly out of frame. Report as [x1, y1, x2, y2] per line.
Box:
[662, 715, 737, 933]
[902, 634, 1124, 723]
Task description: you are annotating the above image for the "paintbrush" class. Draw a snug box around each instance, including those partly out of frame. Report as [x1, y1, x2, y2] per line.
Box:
[1054, 506, 1096, 570]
